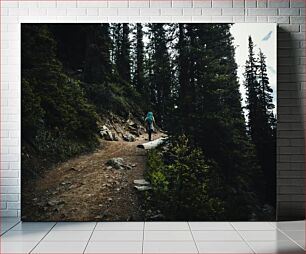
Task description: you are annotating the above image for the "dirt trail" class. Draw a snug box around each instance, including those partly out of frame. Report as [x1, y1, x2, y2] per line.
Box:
[22, 133, 161, 221]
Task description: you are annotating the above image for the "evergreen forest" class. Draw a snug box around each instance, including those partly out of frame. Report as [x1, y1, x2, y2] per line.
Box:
[21, 23, 276, 221]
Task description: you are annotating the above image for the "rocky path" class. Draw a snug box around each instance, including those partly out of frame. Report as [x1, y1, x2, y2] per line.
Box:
[22, 133, 160, 221]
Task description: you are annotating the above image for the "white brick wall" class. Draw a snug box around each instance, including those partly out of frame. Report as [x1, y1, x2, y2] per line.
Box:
[0, 0, 304, 220]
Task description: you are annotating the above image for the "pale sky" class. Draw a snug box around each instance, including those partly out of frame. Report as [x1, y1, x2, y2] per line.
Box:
[230, 23, 277, 114]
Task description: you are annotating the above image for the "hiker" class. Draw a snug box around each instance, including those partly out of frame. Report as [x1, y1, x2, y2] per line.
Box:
[145, 112, 156, 141]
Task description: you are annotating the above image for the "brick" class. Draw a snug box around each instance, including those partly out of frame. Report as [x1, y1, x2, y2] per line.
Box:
[290, 16, 305, 24]
[1, 194, 19, 202]
[7, 202, 20, 210]
[278, 8, 300, 15]
[47, 8, 67, 16]
[268, 16, 290, 23]
[233, 0, 244, 7]
[128, 16, 151, 22]
[268, 0, 290, 8]
[29, 8, 48, 16]
[86, 8, 99, 16]
[257, 16, 268, 22]
[0, 178, 19, 186]
[172, 0, 192, 7]
[118, 8, 140, 16]
[56, 1, 77, 8]
[222, 8, 245, 15]
[279, 170, 304, 178]
[192, 16, 212, 22]
[2, 1, 18, 8]
[202, 8, 221, 15]
[129, 0, 150, 7]
[290, 0, 305, 7]
[140, 8, 160, 16]
[183, 8, 202, 15]
[244, 16, 257, 22]
[8, 8, 29, 16]
[245, 0, 256, 7]
[77, 1, 107, 7]
[161, 8, 183, 16]
[1, 202, 7, 210]
[172, 16, 193, 22]
[278, 195, 304, 202]
[108, 0, 129, 7]
[99, 8, 118, 16]
[233, 16, 245, 22]
[193, 0, 212, 7]
[150, 0, 172, 8]
[257, 0, 267, 8]
[278, 24, 300, 32]
[212, 16, 233, 22]
[150, 16, 172, 22]
[67, 8, 87, 16]
[212, 0, 233, 7]
[0, 170, 19, 178]
[38, 1, 56, 8]
[247, 8, 278, 15]
[1, 210, 19, 217]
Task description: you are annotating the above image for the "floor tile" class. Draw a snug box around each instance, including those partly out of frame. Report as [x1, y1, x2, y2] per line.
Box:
[143, 241, 198, 253]
[197, 241, 254, 253]
[1, 217, 21, 223]
[0, 241, 38, 253]
[192, 230, 243, 241]
[32, 241, 87, 253]
[96, 222, 144, 231]
[52, 222, 96, 231]
[248, 240, 304, 253]
[144, 230, 193, 241]
[145, 222, 190, 231]
[276, 221, 305, 231]
[42, 230, 92, 242]
[85, 241, 143, 253]
[282, 230, 305, 249]
[189, 222, 234, 231]
[232, 222, 276, 231]
[11, 222, 55, 231]
[1, 230, 48, 242]
[90, 230, 143, 241]
[239, 230, 291, 241]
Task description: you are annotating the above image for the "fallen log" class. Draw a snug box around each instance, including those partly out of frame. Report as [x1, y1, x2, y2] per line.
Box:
[137, 137, 167, 150]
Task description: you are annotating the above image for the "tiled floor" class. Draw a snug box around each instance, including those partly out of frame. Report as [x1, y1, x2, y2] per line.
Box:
[0, 218, 304, 253]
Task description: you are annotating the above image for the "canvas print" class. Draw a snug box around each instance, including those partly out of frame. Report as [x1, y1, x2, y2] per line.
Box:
[21, 23, 277, 221]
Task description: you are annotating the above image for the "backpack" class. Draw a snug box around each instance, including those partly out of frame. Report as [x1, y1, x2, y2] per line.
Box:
[146, 112, 153, 125]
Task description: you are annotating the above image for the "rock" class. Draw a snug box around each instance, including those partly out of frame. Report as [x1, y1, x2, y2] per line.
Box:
[108, 198, 113, 202]
[134, 179, 150, 186]
[69, 167, 80, 172]
[131, 164, 137, 167]
[47, 199, 65, 207]
[122, 133, 136, 142]
[106, 166, 113, 170]
[106, 157, 133, 170]
[149, 214, 165, 220]
[134, 185, 152, 191]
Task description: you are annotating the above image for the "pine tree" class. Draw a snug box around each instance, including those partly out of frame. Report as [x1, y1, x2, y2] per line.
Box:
[133, 23, 146, 95]
[244, 37, 277, 207]
[83, 24, 112, 84]
[115, 24, 131, 83]
[147, 23, 173, 127]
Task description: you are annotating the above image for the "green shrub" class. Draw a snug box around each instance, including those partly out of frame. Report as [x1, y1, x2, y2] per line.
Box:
[146, 135, 225, 220]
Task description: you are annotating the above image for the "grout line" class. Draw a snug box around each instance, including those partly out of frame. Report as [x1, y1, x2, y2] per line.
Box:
[229, 222, 256, 254]
[83, 222, 97, 254]
[0, 219, 21, 236]
[142, 221, 145, 254]
[29, 222, 57, 254]
[187, 221, 200, 254]
[276, 227, 305, 251]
